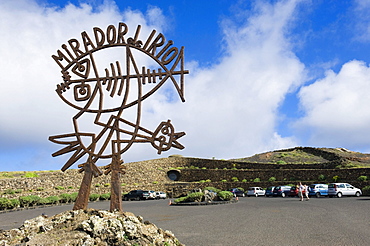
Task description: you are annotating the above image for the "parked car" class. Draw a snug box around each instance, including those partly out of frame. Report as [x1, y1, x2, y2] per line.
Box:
[123, 190, 150, 201]
[265, 186, 275, 197]
[328, 183, 362, 198]
[155, 191, 167, 199]
[148, 190, 157, 199]
[272, 186, 291, 197]
[228, 188, 245, 197]
[289, 186, 298, 197]
[289, 186, 306, 197]
[308, 184, 328, 198]
[246, 187, 266, 197]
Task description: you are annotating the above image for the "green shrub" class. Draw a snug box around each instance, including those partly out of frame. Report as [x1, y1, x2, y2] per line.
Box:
[187, 192, 204, 202]
[0, 198, 12, 210]
[3, 189, 15, 195]
[268, 177, 276, 182]
[0, 172, 14, 178]
[231, 177, 239, 182]
[95, 184, 101, 187]
[221, 179, 227, 182]
[199, 180, 206, 183]
[59, 193, 72, 203]
[152, 181, 158, 184]
[201, 167, 207, 170]
[318, 174, 326, 181]
[68, 186, 74, 189]
[22, 172, 39, 178]
[253, 178, 261, 182]
[204, 187, 221, 193]
[36, 187, 44, 191]
[89, 193, 100, 201]
[14, 189, 22, 194]
[18, 196, 32, 207]
[55, 186, 65, 190]
[10, 198, 20, 209]
[174, 196, 188, 203]
[217, 191, 233, 201]
[104, 183, 110, 187]
[332, 175, 339, 182]
[38, 197, 50, 205]
[19, 195, 41, 207]
[362, 186, 370, 196]
[357, 176, 368, 181]
[47, 196, 60, 204]
[100, 193, 111, 200]
[276, 160, 287, 164]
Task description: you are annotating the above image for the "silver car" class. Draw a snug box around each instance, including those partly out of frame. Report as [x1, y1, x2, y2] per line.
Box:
[328, 183, 362, 198]
[246, 187, 266, 197]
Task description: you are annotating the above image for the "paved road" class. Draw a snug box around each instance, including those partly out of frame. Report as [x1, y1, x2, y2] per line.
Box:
[1, 196, 369, 246]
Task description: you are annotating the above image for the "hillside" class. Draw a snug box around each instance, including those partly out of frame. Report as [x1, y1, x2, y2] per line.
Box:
[231, 147, 370, 168]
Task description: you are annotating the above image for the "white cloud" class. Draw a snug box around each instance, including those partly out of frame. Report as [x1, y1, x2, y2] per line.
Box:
[351, 0, 370, 42]
[295, 60, 370, 149]
[0, 0, 306, 171]
[142, 0, 305, 160]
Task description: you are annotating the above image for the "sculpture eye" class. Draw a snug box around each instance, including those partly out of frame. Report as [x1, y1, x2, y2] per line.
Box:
[74, 83, 91, 101]
[72, 59, 90, 78]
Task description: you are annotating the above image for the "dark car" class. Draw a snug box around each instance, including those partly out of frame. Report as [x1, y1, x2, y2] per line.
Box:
[265, 186, 275, 197]
[228, 188, 245, 197]
[272, 186, 291, 197]
[123, 190, 150, 201]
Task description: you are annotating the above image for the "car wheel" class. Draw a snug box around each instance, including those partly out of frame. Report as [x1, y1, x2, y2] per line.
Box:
[337, 192, 342, 198]
[136, 197, 140, 201]
[124, 197, 128, 201]
[255, 194, 259, 197]
[355, 192, 361, 197]
[281, 193, 286, 198]
[316, 193, 320, 198]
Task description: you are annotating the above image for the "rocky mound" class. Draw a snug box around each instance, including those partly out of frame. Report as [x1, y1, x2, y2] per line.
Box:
[232, 147, 370, 167]
[0, 209, 183, 246]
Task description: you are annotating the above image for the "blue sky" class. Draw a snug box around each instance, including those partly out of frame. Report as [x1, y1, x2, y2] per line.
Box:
[2, 0, 370, 171]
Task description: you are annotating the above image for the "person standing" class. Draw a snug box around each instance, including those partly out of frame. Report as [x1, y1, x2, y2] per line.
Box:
[304, 184, 310, 201]
[298, 182, 304, 201]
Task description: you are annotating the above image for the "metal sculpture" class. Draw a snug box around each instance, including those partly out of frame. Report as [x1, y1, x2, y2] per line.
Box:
[49, 22, 188, 212]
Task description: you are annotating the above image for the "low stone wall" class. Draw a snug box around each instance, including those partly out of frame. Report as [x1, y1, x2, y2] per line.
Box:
[1, 156, 369, 200]
[177, 168, 370, 183]
[0, 157, 182, 199]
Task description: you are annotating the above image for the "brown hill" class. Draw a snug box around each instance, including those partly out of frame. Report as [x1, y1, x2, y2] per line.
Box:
[231, 147, 370, 168]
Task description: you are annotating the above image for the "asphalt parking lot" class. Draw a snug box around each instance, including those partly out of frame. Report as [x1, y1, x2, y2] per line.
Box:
[1, 196, 369, 246]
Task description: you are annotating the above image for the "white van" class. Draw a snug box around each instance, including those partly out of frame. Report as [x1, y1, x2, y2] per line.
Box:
[328, 183, 362, 198]
[246, 187, 265, 197]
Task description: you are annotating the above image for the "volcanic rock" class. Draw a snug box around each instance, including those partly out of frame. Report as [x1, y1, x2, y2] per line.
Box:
[0, 209, 183, 246]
